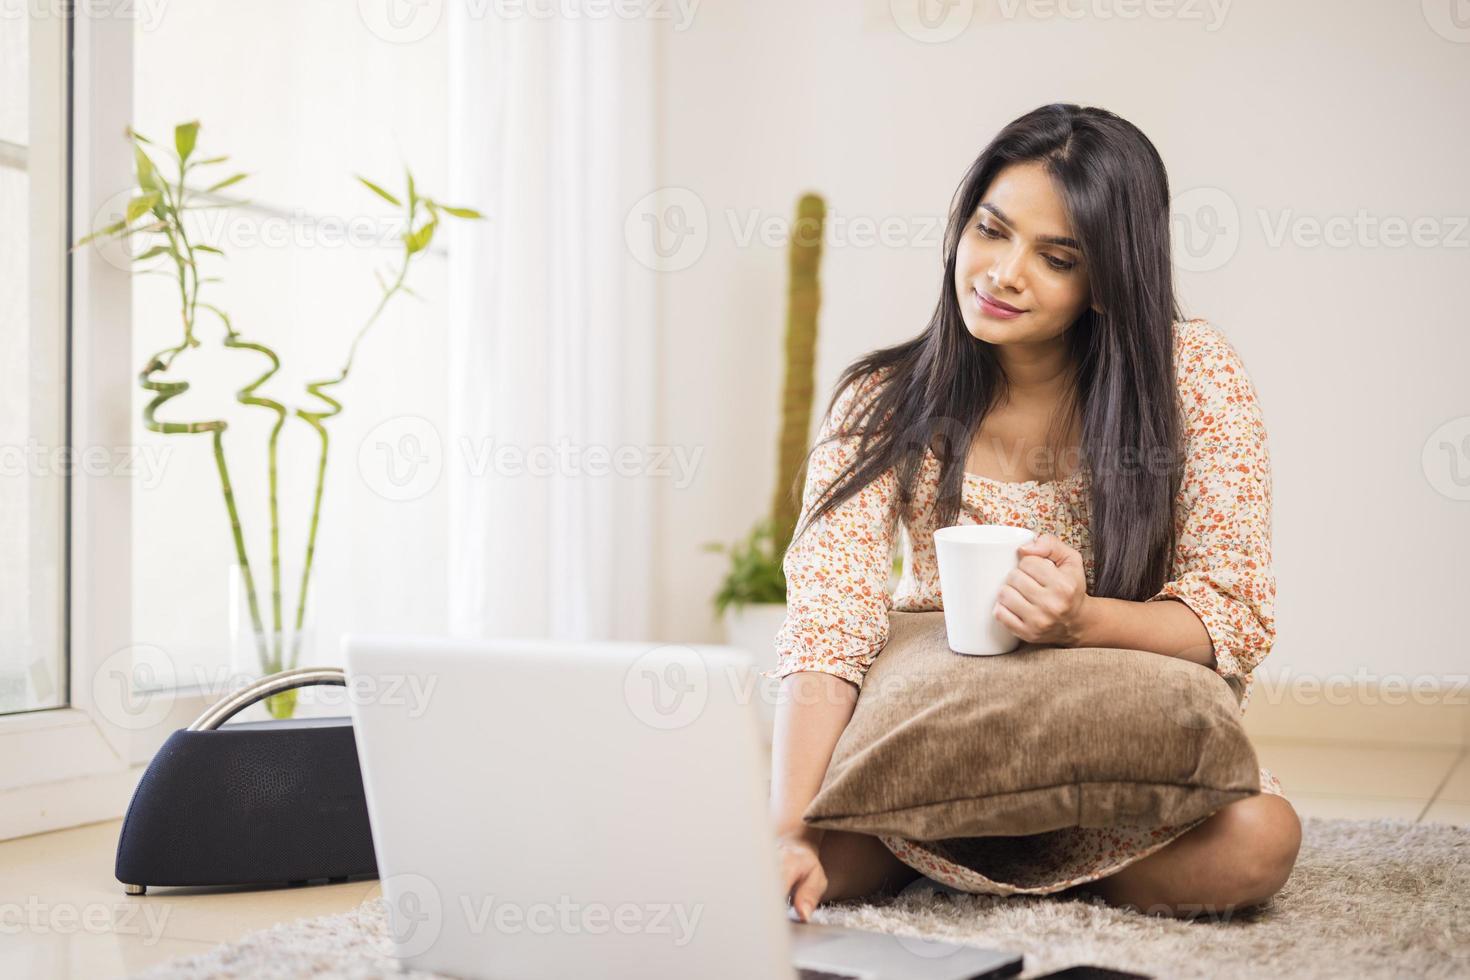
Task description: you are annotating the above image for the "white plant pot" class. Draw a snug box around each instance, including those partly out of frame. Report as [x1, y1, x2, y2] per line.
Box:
[721, 601, 789, 744]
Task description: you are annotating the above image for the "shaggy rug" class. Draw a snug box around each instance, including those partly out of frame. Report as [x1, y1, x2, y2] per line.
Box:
[134, 816, 1469, 979]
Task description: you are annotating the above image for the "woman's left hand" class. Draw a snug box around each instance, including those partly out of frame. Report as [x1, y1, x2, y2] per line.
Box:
[993, 532, 1092, 646]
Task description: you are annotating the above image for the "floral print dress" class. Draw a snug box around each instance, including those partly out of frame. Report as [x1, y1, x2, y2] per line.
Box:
[764, 318, 1285, 896]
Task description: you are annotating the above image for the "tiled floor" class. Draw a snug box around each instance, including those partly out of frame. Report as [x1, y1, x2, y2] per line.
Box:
[3, 738, 1467, 979]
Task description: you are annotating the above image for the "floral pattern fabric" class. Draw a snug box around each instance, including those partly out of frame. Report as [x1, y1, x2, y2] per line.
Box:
[764, 318, 1283, 895]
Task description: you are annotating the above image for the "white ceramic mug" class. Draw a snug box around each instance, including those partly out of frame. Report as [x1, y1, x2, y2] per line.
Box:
[933, 523, 1038, 655]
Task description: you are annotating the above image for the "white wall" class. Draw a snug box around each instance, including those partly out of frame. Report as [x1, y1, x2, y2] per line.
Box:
[113, 0, 1469, 692]
[655, 0, 1470, 685]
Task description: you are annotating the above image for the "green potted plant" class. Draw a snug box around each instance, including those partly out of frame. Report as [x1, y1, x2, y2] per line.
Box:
[74, 120, 483, 718]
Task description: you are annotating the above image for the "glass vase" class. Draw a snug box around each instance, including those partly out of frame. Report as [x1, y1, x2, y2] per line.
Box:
[228, 563, 316, 721]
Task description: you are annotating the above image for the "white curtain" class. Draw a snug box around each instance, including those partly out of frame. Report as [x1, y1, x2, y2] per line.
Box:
[446, 5, 657, 641]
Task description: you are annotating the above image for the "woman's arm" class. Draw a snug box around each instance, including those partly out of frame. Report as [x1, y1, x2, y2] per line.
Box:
[1074, 594, 1217, 668]
[763, 370, 900, 920]
[769, 670, 858, 838]
[1136, 319, 1277, 681]
[769, 670, 859, 922]
[1004, 533, 1219, 666]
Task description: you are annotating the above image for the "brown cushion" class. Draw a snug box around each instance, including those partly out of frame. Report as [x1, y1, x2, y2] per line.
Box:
[802, 610, 1261, 840]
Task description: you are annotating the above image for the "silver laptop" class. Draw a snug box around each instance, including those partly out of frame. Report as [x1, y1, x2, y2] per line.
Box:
[343, 633, 1023, 980]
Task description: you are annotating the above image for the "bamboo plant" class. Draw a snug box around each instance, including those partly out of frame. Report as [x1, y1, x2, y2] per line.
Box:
[704, 193, 828, 618]
[74, 120, 483, 717]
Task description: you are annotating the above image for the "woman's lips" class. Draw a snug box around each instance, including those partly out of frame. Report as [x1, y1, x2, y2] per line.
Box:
[974, 287, 1025, 319]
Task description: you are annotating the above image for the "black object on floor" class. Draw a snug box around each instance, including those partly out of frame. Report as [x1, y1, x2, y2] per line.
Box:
[114, 667, 379, 895]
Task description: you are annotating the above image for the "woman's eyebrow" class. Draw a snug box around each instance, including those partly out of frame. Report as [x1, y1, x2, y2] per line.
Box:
[979, 203, 1081, 250]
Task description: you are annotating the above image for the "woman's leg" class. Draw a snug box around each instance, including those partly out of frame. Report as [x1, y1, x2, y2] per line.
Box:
[1064, 793, 1302, 918]
[817, 829, 925, 903]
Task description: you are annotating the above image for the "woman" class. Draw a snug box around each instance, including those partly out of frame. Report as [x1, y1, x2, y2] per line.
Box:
[766, 103, 1301, 922]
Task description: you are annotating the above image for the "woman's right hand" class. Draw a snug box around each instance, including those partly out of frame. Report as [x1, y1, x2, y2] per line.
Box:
[770, 671, 861, 924]
[777, 828, 827, 922]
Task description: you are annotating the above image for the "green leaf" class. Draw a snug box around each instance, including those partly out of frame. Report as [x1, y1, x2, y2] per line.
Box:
[193, 243, 225, 255]
[174, 121, 199, 163]
[195, 154, 229, 166]
[356, 175, 402, 207]
[205, 172, 248, 193]
[73, 219, 128, 248]
[403, 219, 436, 254]
[440, 204, 484, 219]
[406, 168, 417, 206]
[135, 145, 159, 191]
[199, 303, 233, 330]
[125, 126, 152, 145]
[133, 244, 173, 261]
[126, 191, 161, 223]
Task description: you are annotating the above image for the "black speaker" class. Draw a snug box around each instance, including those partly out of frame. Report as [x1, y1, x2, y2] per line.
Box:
[114, 668, 379, 894]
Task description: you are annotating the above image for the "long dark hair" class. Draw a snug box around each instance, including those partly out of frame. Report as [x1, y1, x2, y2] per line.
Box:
[788, 103, 1185, 603]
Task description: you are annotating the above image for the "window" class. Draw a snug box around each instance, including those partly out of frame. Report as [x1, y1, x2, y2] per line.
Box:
[0, 5, 68, 716]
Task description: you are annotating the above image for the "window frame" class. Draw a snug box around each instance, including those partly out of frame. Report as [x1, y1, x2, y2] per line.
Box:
[0, 8, 213, 842]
